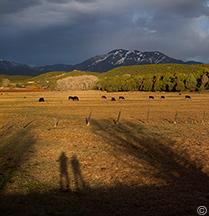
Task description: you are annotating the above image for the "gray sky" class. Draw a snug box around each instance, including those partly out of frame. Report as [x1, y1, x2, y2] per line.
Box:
[0, 0, 209, 66]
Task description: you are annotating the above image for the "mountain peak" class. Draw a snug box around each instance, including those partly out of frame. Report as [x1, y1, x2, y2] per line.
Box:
[74, 49, 203, 72]
[0, 50, 203, 75]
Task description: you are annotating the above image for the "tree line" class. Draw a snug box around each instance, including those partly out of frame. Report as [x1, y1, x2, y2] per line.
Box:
[94, 68, 209, 92]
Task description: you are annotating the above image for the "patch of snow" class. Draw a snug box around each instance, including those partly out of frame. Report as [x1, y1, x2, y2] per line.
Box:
[115, 57, 126, 65]
[92, 54, 111, 65]
[126, 50, 134, 55]
[155, 56, 166, 64]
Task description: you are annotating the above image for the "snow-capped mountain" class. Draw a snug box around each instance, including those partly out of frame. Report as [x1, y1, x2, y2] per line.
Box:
[74, 49, 201, 72]
[0, 49, 202, 75]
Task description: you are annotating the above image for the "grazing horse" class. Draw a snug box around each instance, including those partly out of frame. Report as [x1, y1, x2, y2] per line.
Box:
[39, 97, 45, 102]
[68, 96, 74, 100]
[185, 95, 191, 99]
[111, 97, 116, 101]
[119, 96, 125, 99]
[149, 96, 154, 99]
[73, 96, 79, 101]
[101, 96, 107, 99]
[161, 96, 165, 99]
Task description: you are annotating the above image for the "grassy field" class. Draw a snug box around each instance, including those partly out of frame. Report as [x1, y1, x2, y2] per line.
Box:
[0, 90, 209, 216]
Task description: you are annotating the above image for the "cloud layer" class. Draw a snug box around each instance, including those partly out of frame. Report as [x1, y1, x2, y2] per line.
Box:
[0, 0, 209, 65]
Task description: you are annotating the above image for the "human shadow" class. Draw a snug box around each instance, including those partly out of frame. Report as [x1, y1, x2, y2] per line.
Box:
[71, 155, 86, 191]
[58, 152, 70, 191]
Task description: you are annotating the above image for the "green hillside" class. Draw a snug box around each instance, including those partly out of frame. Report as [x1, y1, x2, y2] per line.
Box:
[0, 74, 32, 83]
[96, 64, 209, 92]
[98, 64, 209, 78]
[1, 64, 209, 91]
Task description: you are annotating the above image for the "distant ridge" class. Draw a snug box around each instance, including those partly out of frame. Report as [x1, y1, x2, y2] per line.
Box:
[0, 59, 40, 76]
[73, 49, 202, 72]
[0, 49, 203, 76]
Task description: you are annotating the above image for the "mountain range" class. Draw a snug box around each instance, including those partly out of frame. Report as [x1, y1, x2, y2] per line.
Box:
[0, 49, 203, 76]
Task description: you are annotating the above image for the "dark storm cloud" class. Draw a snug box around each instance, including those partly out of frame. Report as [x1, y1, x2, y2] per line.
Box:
[0, 0, 41, 15]
[47, 0, 95, 3]
[0, 0, 209, 65]
[138, 0, 209, 18]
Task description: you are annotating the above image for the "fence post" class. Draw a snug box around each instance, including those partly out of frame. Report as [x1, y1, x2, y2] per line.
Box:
[113, 110, 121, 125]
[174, 111, 178, 124]
[147, 105, 150, 123]
[86, 108, 92, 126]
[54, 116, 59, 128]
[22, 111, 27, 128]
[202, 110, 206, 123]
[6, 116, 12, 129]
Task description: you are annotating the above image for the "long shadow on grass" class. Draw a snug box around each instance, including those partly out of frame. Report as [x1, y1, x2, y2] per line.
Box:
[0, 121, 209, 216]
[91, 119, 207, 180]
[0, 127, 36, 191]
[71, 154, 86, 191]
[58, 152, 70, 191]
[57, 153, 87, 192]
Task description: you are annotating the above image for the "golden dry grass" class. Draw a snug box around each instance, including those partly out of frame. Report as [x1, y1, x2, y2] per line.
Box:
[0, 90, 209, 215]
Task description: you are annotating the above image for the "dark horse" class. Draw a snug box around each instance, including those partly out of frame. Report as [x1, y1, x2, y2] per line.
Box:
[68, 96, 79, 101]
[68, 96, 74, 100]
[73, 96, 79, 101]
[119, 96, 125, 99]
[185, 95, 191, 99]
[39, 98, 45, 102]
